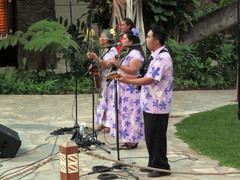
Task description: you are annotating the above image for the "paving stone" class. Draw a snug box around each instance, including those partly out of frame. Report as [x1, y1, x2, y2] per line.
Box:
[0, 90, 239, 179]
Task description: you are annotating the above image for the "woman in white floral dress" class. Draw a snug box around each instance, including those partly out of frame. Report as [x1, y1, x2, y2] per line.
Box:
[87, 29, 118, 133]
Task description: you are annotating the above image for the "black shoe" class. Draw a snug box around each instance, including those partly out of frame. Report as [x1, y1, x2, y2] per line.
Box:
[140, 168, 152, 172]
[147, 171, 171, 178]
[121, 142, 138, 150]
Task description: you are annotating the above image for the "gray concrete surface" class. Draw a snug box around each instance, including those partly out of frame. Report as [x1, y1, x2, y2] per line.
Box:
[0, 89, 239, 180]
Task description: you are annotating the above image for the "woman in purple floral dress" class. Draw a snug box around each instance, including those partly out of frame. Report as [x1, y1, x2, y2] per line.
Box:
[109, 28, 145, 149]
[87, 29, 118, 133]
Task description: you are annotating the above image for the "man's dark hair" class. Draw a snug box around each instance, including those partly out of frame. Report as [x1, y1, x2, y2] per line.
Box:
[150, 24, 167, 45]
[122, 18, 134, 30]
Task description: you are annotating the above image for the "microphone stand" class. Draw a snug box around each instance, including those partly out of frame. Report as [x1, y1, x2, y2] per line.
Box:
[50, 1, 82, 136]
[83, 48, 111, 154]
[105, 48, 139, 179]
[50, 50, 82, 135]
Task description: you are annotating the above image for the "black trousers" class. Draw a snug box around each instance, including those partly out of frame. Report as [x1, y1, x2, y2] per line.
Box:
[143, 111, 170, 170]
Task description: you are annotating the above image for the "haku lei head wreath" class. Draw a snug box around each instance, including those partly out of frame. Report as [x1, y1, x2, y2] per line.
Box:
[110, 28, 116, 38]
[131, 28, 139, 37]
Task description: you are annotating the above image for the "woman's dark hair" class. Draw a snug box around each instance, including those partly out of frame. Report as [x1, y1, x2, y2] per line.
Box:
[122, 18, 134, 30]
[150, 24, 167, 45]
[124, 30, 145, 59]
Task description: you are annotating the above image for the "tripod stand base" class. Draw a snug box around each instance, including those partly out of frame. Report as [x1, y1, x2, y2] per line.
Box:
[50, 127, 76, 135]
[112, 163, 139, 180]
[70, 129, 111, 153]
[50, 122, 80, 135]
[91, 165, 118, 179]
[95, 163, 139, 180]
[92, 165, 112, 173]
[83, 131, 111, 154]
[97, 174, 118, 179]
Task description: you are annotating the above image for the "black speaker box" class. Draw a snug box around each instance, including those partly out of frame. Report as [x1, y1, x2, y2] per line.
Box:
[0, 124, 21, 158]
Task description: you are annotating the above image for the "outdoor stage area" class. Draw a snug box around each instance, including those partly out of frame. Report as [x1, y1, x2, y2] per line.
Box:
[0, 90, 240, 180]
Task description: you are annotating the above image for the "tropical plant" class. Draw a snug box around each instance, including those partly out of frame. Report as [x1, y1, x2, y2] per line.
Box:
[77, 0, 113, 30]
[0, 69, 92, 94]
[0, 20, 79, 71]
[57, 14, 89, 73]
[76, 0, 201, 41]
[194, 0, 236, 19]
[58, 14, 87, 42]
[142, 0, 200, 40]
[167, 33, 237, 89]
[195, 33, 237, 86]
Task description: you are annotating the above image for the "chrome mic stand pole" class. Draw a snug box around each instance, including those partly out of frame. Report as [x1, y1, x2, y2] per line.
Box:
[107, 49, 139, 179]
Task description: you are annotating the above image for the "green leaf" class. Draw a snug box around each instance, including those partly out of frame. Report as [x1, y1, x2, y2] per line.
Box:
[99, 7, 104, 13]
[64, 19, 68, 27]
[10, 36, 18, 47]
[162, 10, 174, 16]
[22, 58, 28, 71]
[3, 38, 10, 49]
[22, 31, 34, 39]
[164, 1, 177, 6]
[77, 19, 80, 28]
[192, 0, 201, 6]
[19, 37, 28, 45]
[151, 6, 165, 13]
[14, 31, 23, 38]
[148, 1, 155, 9]
[154, 15, 159, 22]
[81, 21, 86, 30]
[159, 15, 168, 21]
[59, 16, 63, 24]
[183, 12, 189, 18]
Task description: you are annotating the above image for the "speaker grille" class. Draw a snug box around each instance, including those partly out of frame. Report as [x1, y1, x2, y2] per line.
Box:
[0, 124, 21, 158]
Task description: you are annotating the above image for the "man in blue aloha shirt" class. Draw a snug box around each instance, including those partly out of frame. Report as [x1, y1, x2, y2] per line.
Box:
[115, 24, 173, 178]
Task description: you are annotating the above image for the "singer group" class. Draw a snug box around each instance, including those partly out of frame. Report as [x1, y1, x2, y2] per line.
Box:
[86, 18, 173, 178]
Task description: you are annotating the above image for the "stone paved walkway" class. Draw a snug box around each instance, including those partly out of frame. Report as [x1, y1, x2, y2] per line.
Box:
[0, 89, 239, 180]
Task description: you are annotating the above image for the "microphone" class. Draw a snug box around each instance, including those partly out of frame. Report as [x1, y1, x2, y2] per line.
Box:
[123, 42, 145, 47]
[106, 42, 121, 48]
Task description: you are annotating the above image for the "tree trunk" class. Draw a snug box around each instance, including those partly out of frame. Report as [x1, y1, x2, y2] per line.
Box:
[179, 1, 237, 45]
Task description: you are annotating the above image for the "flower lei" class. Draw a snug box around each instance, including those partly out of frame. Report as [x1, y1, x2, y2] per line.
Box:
[110, 28, 116, 38]
[131, 28, 139, 37]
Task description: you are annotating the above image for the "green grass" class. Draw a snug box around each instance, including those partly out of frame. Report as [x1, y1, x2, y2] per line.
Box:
[175, 104, 240, 169]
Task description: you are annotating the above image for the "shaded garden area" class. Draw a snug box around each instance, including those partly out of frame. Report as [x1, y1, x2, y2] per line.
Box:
[0, 0, 238, 94]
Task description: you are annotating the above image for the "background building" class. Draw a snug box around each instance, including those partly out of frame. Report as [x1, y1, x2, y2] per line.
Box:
[0, 0, 89, 70]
